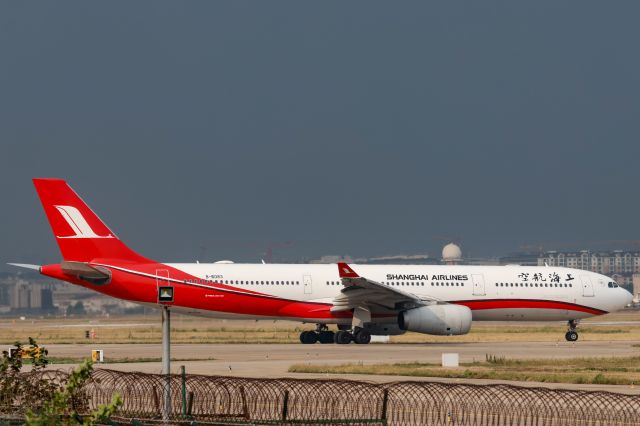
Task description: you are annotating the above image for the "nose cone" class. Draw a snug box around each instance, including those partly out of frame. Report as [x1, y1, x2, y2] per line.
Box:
[622, 288, 634, 306]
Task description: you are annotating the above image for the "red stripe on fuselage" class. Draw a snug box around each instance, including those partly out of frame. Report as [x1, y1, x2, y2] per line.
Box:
[452, 299, 607, 316]
[41, 262, 607, 321]
[40, 262, 355, 321]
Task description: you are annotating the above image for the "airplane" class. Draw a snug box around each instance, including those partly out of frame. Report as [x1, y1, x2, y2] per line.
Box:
[9, 178, 633, 345]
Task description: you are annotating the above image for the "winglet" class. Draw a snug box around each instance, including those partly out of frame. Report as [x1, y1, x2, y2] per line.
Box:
[337, 262, 359, 278]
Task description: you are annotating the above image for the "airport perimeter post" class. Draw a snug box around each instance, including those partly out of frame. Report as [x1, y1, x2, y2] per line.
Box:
[162, 305, 171, 421]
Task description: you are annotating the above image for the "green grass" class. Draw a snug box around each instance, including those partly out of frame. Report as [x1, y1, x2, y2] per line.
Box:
[288, 355, 640, 385]
[48, 356, 216, 364]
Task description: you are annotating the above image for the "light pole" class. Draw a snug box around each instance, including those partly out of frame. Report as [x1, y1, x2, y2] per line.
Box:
[162, 305, 171, 422]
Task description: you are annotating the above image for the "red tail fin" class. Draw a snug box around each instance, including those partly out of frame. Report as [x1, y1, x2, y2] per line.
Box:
[33, 178, 149, 263]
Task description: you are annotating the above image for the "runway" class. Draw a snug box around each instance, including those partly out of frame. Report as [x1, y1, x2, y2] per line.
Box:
[43, 340, 640, 394]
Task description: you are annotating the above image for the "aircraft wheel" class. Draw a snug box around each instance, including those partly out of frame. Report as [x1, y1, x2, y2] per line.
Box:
[318, 331, 335, 344]
[353, 329, 371, 345]
[334, 330, 353, 344]
[300, 331, 318, 344]
[565, 331, 578, 342]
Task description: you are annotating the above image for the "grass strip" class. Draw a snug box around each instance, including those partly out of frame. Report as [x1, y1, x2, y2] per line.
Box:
[48, 356, 216, 364]
[289, 355, 640, 386]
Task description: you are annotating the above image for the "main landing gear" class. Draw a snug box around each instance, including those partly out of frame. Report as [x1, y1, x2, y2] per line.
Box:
[565, 319, 579, 342]
[300, 324, 335, 344]
[299, 325, 371, 344]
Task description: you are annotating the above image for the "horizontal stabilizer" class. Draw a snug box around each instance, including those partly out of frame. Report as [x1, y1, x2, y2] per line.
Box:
[61, 261, 110, 279]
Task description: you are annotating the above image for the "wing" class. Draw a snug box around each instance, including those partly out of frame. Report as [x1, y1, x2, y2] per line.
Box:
[331, 262, 436, 313]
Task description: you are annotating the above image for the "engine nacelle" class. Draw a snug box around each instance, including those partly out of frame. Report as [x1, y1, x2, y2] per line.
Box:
[398, 304, 472, 335]
[362, 323, 406, 336]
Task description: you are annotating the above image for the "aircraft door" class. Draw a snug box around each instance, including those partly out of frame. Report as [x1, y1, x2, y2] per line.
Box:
[472, 274, 486, 296]
[303, 275, 313, 294]
[580, 275, 594, 297]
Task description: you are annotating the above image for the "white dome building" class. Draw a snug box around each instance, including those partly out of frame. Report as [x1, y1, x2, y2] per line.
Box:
[442, 243, 462, 264]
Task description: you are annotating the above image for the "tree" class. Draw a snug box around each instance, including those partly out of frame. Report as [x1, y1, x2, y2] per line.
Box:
[0, 338, 122, 425]
[66, 301, 86, 316]
[0, 338, 54, 416]
[24, 359, 122, 426]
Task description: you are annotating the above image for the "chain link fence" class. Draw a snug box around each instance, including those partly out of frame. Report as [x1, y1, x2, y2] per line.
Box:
[2, 368, 640, 425]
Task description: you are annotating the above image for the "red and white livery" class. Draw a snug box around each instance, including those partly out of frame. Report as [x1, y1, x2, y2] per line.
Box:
[10, 179, 633, 344]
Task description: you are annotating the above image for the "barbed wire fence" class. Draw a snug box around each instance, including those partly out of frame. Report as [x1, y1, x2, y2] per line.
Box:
[2, 368, 640, 425]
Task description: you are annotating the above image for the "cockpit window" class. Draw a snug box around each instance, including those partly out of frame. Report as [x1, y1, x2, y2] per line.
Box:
[608, 282, 619, 288]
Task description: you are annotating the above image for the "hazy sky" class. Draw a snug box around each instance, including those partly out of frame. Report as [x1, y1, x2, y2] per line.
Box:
[1, 2, 639, 269]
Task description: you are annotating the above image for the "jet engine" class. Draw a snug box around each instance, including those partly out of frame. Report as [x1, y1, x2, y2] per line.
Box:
[398, 304, 472, 335]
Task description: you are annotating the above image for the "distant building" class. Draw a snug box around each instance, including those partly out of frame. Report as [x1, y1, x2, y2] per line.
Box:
[11, 282, 31, 309]
[311, 253, 438, 265]
[633, 274, 640, 304]
[538, 250, 640, 286]
[28, 286, 53, 310]
[0, 284, 10, 306]
[310, 255, 354, 264]
[497, 252, 540, 266]
[0, 274, 57, 314]
[359, 254, 437, 265]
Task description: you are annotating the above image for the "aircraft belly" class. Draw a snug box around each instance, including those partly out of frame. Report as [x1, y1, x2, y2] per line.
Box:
[472, 308, 593, 321]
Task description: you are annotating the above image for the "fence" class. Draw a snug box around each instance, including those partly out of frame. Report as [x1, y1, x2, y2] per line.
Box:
[2, 368, 640, 425]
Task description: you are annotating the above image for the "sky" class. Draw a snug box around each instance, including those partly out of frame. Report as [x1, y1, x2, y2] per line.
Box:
[1, 2, 639, 269]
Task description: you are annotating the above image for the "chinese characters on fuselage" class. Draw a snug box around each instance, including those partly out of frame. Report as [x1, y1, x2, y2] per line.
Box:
[517, 272, 574, 283]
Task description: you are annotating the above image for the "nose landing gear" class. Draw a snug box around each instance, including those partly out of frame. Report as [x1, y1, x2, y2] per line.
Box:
[565, 320, 579, 342]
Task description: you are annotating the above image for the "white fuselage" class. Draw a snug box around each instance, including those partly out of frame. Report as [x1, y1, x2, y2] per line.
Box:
[163, 263, 630, 323]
